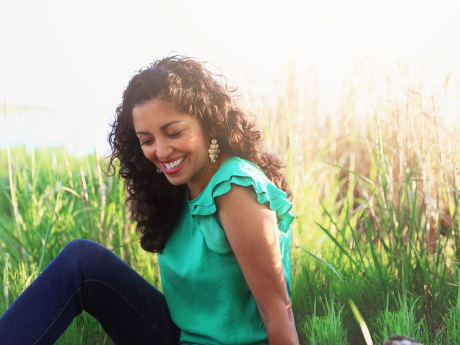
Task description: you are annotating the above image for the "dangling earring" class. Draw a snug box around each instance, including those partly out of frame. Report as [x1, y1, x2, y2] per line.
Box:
[156, 167, 162, 174]
[209, 138, 220, 164]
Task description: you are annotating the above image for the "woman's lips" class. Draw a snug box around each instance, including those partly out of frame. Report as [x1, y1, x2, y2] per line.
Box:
[161, 156, 186, 175]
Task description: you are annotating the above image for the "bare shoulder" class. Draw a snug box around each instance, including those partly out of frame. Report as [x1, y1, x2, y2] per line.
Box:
[215, 183, 276, 239]
[214, 182, 279, 269]
[215, 183, 259, 209]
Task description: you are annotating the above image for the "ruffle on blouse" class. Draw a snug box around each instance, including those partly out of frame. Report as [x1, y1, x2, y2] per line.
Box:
[190, 157, 295, 254]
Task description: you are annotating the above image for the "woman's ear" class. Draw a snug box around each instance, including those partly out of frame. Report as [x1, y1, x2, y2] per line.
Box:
[208, 128, 217, 137]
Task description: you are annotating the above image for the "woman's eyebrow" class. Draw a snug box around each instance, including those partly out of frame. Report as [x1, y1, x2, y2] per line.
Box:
[135, 121, 185, 136]
[160, 120, 184, 131]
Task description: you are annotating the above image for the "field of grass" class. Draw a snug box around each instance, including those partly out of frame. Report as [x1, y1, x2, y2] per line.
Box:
[1, 60, 460, 344]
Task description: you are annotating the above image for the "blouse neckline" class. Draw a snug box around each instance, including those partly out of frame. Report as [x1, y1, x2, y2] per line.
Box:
[186, 156, 234, 203]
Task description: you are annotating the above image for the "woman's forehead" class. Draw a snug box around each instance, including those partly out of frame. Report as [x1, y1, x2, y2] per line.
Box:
[132, 99, 198, 130]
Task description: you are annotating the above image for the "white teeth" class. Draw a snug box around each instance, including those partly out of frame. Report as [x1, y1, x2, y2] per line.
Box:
[164, 157, 184, 170]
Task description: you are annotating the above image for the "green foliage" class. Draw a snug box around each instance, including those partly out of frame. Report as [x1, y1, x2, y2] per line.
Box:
[55, 312, 114, 345]
[0, 147, 158, 342]
[372, 295, 428, 344]
[287, 69, 460, 343]
[300, 298, 347, 345]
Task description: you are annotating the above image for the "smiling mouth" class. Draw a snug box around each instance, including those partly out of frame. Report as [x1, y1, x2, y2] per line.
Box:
[162, 156, 185, 171]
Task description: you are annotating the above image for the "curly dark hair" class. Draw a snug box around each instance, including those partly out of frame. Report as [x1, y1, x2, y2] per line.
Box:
[107, 55, 292, 253]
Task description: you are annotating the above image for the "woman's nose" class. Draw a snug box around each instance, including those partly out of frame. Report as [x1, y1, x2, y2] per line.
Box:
[154, 139, 172, 160]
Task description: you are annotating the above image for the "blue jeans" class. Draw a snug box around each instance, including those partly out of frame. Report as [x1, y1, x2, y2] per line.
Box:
[0, 239, 181, 345]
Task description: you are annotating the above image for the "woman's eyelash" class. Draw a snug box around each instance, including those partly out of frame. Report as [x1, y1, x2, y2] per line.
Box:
[139, 131, 181, 146]
[140, 139, 153, 146]
[168, 131, 182, 138]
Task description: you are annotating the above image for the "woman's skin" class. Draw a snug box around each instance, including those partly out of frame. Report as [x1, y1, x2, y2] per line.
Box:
[217, 186, 299, 345]
[132, 98, 228, 199]
[133, 98, 299, 344]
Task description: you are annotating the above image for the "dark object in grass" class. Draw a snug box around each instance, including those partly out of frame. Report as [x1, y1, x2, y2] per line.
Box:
[383, 334, 422, 345]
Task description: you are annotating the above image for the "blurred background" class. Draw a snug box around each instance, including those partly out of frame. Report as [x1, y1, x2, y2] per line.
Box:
[2, 0, 460, 155]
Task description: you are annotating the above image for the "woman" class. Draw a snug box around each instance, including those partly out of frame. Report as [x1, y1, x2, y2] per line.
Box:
[0, 56, 299, 344]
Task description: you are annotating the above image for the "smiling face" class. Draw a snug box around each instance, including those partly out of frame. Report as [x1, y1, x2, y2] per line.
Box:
[132, 98, 223, 198]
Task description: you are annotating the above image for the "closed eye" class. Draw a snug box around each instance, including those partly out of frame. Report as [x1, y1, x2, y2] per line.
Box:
[167, 131, 182, 138]
[140, 139, 154, 146]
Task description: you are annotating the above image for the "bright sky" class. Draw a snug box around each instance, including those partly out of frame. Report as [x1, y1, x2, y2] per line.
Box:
[1, 0, 460, 154]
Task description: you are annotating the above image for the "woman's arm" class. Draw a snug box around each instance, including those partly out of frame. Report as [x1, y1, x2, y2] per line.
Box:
[215, 184, 299, 345]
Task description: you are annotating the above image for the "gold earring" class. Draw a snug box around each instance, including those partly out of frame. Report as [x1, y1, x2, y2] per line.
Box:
[209, 138, 220, 164]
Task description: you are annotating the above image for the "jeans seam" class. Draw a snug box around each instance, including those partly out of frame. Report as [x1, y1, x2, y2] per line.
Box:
[83, 279, 175, 344]
[32, 279, 176, 345]
[32, 286, 82, 345]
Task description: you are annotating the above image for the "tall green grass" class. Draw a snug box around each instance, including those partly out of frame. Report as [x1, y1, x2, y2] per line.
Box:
[0, 147, 159, 343]
[255, 60, 460, 344]
[1, 59, 460, 343]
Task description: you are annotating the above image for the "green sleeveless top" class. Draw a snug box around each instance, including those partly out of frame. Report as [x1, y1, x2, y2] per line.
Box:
[158, 157, 294, 345]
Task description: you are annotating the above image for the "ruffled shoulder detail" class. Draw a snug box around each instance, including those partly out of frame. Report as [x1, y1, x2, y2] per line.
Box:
[189, 157, 295, 254]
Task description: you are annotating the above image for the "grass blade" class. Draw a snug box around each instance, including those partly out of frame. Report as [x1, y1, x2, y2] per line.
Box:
[37, 182, 62, 274]
[3, 253, 9, 309]
[296, 245, 343, 282]
[314, 221, 357, 268]
[349, 299, 373, 345]
[409, 239, 438, 293]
